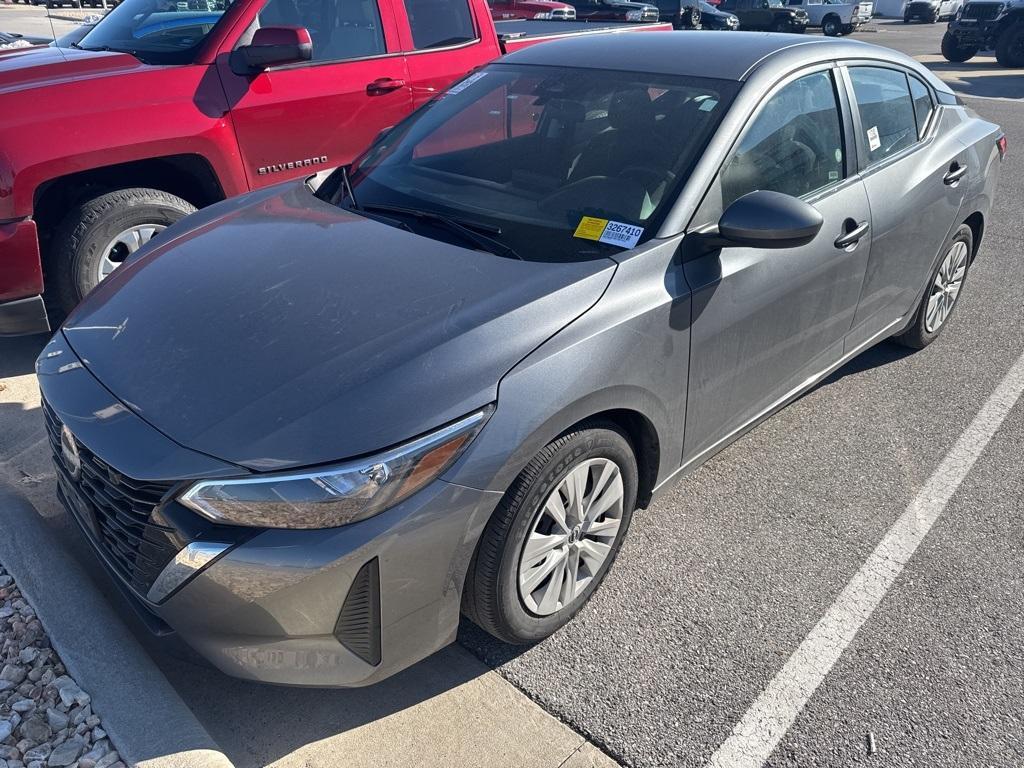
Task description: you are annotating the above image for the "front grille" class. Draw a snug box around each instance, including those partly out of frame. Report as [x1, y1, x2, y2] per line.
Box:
[908, 2, 934, 9]
[551, 7, 576, 18]
[43, 398, 180, 596]
[961, 2, 1001, 19]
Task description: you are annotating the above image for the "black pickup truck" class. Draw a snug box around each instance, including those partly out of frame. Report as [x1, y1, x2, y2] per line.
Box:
[718, 0, 809, 30]
[942, 0, 1024, 67]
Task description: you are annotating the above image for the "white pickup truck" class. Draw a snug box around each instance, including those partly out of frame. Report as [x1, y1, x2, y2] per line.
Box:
[784, 0, 873, 34]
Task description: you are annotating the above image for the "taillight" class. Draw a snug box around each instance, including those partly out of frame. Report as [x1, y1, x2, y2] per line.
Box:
[997, 134, 1007, 160]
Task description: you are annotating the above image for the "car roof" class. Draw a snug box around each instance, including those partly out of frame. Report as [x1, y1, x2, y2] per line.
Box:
[500, 31, 905, 82]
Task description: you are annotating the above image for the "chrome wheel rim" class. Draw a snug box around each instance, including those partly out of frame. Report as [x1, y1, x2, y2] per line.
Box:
[925, 240, 968, 333]
[518, 458, 624, 617]
[97, 224, 166, 282]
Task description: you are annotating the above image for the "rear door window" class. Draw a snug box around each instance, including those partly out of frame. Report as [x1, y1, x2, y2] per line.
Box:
[848, 66, 918, 166]
[402, 0, 478, 49]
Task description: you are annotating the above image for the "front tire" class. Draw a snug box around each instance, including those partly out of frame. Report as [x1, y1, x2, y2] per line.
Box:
[772, 17, 791, 31]
[995, 22, 1024, 67]
[893, 224, 972, 350]
[941, 30, 978, 62]
[49, 188, 195, 313]
[463, 425, 638, 645]
[822, 14, 842, 35]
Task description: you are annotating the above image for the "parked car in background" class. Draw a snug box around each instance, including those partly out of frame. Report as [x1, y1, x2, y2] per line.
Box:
[654, 0, 704, 26]
[942, 0, 1024, 66]
[0, 31, 50, 48]
[697, 0, 739, 25]
[718, 0, 808, 30]
[0, 0, 670, 337]
[39, 32, 1003, 689]
[562, 0, 661, 21]
[490, 0, 577, 17]
[904, 0, 960, 22]
[785, 0, 871, 34]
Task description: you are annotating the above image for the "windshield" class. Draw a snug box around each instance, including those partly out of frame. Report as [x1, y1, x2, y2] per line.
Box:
[77, 0, 236, 63]
[342, 64, 738, 262]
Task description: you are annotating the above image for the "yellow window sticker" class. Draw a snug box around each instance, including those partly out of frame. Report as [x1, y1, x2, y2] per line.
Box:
[574, 216, 609, 241]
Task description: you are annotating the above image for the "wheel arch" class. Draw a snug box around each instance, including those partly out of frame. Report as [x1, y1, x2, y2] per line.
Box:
[32, 154, 226, 241]
[963, 211, 984, 262]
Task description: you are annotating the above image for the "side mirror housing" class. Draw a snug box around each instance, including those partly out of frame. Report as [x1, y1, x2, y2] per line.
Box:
[710, 190, 824, 251]
[230, 26, 312, 75]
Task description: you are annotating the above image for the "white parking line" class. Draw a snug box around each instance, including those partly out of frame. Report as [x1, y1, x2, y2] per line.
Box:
[706, 348, 1024, 768]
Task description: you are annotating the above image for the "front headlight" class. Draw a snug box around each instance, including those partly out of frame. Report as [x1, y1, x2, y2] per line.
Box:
[533, 11, 553, 18]
[179, 407, 492, 529]
[625, 9, 643, 20]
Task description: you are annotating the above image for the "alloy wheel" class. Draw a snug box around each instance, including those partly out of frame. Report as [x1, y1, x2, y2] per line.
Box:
[97, 224, 166, 282]
[518, 458, 625, 616]
[925, 240, 968, 333]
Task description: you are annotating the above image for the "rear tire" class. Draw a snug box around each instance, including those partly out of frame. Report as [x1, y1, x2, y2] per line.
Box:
[995, 22, 1024, 67]
[49, 188, 195, 313]
[893, 224, 972, 350]
[463, 425, 637, 645]
[823, 14, 842, 35]
[941, 30, 978, 62]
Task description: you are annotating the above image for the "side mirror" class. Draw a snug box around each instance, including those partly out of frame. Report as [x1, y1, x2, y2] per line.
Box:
[230, 26, 312, 75]
[712, 190, 823, 250]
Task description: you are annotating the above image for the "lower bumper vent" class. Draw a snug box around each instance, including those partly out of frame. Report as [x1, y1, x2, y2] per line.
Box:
[334, 558, 381, 666]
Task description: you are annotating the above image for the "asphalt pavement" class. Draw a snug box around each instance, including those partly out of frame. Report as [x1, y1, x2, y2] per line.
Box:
[0, 17, 1021, 768]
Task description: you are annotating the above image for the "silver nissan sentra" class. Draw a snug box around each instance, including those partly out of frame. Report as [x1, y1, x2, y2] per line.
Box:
[38, 32, 1003, 686]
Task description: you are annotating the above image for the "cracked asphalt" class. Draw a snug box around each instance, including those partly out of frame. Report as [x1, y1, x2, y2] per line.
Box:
[460, 22, 1024, 768]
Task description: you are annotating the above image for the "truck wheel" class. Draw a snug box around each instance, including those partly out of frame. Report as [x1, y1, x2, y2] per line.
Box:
[941, 30, 978, 62]
[903, 12, 911, 22]
[772, 17, 791, 31]
[822, 14, 842, 35]
[50, 188, 195, 313]
[995, 22, 1024, 67]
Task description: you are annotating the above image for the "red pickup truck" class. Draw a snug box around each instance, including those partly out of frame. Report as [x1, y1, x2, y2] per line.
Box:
[0, 0, 669, 336]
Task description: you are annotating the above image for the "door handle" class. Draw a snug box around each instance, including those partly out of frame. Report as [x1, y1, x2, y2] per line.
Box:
[834, 220, 870, 249]
[367, 77, 406, 95]
[943, 163, 968, 185]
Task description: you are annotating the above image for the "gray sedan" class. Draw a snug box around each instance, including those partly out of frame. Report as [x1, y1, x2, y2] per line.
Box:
[38, 32, 1004, 687]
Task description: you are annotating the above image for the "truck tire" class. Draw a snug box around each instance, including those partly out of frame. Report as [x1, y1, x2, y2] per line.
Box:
[941, 30, 978, 62]
[50, 188, 195, 313]
[822, 14, 842, 35]
[995, 22, 1024, 67]
[772, 17, 791, 31]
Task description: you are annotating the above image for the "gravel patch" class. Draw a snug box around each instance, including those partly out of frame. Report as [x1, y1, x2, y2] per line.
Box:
[0, 564, 122, 768]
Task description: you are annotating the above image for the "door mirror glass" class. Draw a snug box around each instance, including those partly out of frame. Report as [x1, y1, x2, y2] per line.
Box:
[717, 190, 823, 249]
[232, 26, 312, 74]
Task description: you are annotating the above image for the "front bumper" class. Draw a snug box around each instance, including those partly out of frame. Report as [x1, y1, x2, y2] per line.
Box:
[948, 19, 996, 44]
[0, 218, 49, 336]
[38, 333, 503, 687]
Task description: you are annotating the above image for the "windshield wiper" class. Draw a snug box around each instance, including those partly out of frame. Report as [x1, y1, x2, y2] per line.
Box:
[339, 165, 359, 210]
[359, 204, 523, 261]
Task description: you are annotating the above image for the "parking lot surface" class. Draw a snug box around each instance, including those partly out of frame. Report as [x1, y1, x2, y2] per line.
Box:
[0, 17, 1021, 768]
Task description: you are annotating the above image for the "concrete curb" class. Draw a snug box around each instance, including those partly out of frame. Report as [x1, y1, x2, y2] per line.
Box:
[0, 485, 235, 768]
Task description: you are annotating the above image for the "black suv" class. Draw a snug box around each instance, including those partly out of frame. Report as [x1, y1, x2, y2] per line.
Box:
[942, 0, 1024, 66]
[718, 0, 809, 30]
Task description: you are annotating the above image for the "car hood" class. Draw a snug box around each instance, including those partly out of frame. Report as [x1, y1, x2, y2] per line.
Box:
[62, 183, 617, 472]
[0, 45, 148, 95]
